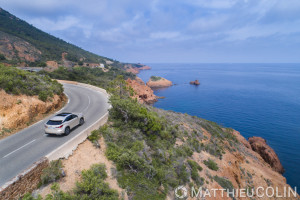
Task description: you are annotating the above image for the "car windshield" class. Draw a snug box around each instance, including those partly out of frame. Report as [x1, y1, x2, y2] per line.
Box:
[56, 113, 71, 117]
[46, 120, 63, 125]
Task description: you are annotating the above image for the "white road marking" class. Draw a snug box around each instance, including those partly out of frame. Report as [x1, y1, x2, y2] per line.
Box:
[82, 95, 91, 113]
[2, 139, 36, 158]
[66, 93, 70, 104]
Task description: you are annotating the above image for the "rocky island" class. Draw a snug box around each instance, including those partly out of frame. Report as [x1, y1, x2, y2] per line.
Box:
[190, 79, 200, 85]
[146, 76, 172, 88]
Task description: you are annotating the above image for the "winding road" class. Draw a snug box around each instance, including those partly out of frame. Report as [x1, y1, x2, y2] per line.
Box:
[0, 83, 110, 187]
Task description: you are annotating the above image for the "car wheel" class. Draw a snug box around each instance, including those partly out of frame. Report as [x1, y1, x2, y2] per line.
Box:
[64, 127, 70, 135]
[79, 118, 84, 125]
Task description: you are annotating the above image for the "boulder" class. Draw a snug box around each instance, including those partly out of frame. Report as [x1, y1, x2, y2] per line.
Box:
[190, 80, 200, 85]
[248, 136, 284, 174]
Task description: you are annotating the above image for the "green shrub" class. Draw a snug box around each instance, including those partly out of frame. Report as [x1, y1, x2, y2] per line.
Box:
[187, 160, 203, 171]
[0, 54, 5, 60]
[40, 66, 135, 90]
[73, 164, 119, 200]
[22, 193, 42, 200]
[0, 64, 63, 101]
[87, 130, 100, 143]
[213, 176, 234, 197]
[150, 76, 162, 81]
[117, 172, 165, 200]
[188, 160, 203, 186]
[38, 91, 48, 101]
[40, 160, 63, 185]
[109, 96, 164, 137]
[204, 159, 219, 171]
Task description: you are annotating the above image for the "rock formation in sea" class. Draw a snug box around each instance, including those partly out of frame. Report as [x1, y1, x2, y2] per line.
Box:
[190, 80, 200, 85]
[146, 76, 172, 88]
[248, 136, 285, 174]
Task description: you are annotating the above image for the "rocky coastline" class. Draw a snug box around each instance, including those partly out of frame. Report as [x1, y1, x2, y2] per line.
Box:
[125, 65, 293, 198]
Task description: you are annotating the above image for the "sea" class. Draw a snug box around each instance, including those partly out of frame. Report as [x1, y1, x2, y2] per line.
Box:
[138, 63, 300, 190]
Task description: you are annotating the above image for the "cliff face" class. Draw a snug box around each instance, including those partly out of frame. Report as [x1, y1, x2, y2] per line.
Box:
[154, 111, 297, 200]
[249, 136, 285, 174]
[0, 90, 65, 139]
[126, 77, 157, 104]
[146, 76, 172, 88]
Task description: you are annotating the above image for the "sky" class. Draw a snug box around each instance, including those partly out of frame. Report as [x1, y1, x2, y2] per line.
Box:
[1, 0, 300, 63]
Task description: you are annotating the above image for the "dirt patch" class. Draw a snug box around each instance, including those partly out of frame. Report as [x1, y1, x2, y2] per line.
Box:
[0, 90, 66, 139]
[38, 138, 127, 199]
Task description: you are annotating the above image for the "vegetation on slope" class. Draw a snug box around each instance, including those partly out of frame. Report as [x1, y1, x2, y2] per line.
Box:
[39, 66, 135, 89]
[24, 164, 118, 200]
[0, 8, 110, 63]
[25, 74, 238, 200]
[99, 77, 238, 199]
[0, 64, 63, 101]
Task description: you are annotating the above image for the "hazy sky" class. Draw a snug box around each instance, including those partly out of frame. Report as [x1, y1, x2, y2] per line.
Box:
[1, 0, 300, 63]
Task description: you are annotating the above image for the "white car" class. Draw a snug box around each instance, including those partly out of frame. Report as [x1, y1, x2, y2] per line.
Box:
[45, 112, 84, 135]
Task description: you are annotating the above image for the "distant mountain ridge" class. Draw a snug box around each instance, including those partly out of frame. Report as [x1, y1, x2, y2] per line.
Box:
[0, 8, 116, 66]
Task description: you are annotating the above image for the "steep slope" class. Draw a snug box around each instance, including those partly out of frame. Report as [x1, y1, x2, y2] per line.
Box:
[0, 8, 111, 64]
[0, 64, 65, 138]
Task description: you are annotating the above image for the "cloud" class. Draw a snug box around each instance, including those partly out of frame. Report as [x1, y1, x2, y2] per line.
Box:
[186, 0, 238, 9]
[150, 31, 181, 40]
[226, 20, 300, 41]
[1, 0, 300, 62]
[29, 16, 80, 31]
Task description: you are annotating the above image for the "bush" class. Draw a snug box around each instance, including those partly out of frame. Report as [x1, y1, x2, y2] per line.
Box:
[40, 66, 135, 90]
[40, 160, 63, 185]
[213, 176, 234, 197]
[204, 159, 219, 171]
[109, 96, 165, 137]
[188, 160, 203, 186]
[0, 54, 5, 60]
[38, 91, 48, 101]
[73, 164, 119, 200]
[150, 76, 162, 81]
[0, 64, 63, 101]
[87, 130, 100, 143]
[187, 160, 203, 171]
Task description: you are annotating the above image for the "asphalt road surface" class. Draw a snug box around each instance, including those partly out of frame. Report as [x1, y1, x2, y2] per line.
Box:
[0, 83, 110, 187]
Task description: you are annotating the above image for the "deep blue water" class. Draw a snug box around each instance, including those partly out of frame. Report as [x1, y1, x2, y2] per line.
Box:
[138, 63, 300, 190]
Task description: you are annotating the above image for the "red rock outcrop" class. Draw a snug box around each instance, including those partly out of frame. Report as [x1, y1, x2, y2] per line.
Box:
[248, 136, 285, 174]
[146, 77, 172, 88]
[190, 80, 200, 85]
[0, 90, 66, 139]
[125, 64, 151, 74]
[126, 78, 157, 104]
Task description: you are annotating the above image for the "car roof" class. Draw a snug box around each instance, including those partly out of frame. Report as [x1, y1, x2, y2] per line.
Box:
[56, 112, 72, 117]
[48, 113, 72, 121]
[49, 116, 66, 121]
[48, 113, 82, 122]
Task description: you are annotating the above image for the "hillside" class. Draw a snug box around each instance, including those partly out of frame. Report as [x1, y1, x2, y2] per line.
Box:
[0, 64, 65, 138]
[0, 8, 116, 66]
